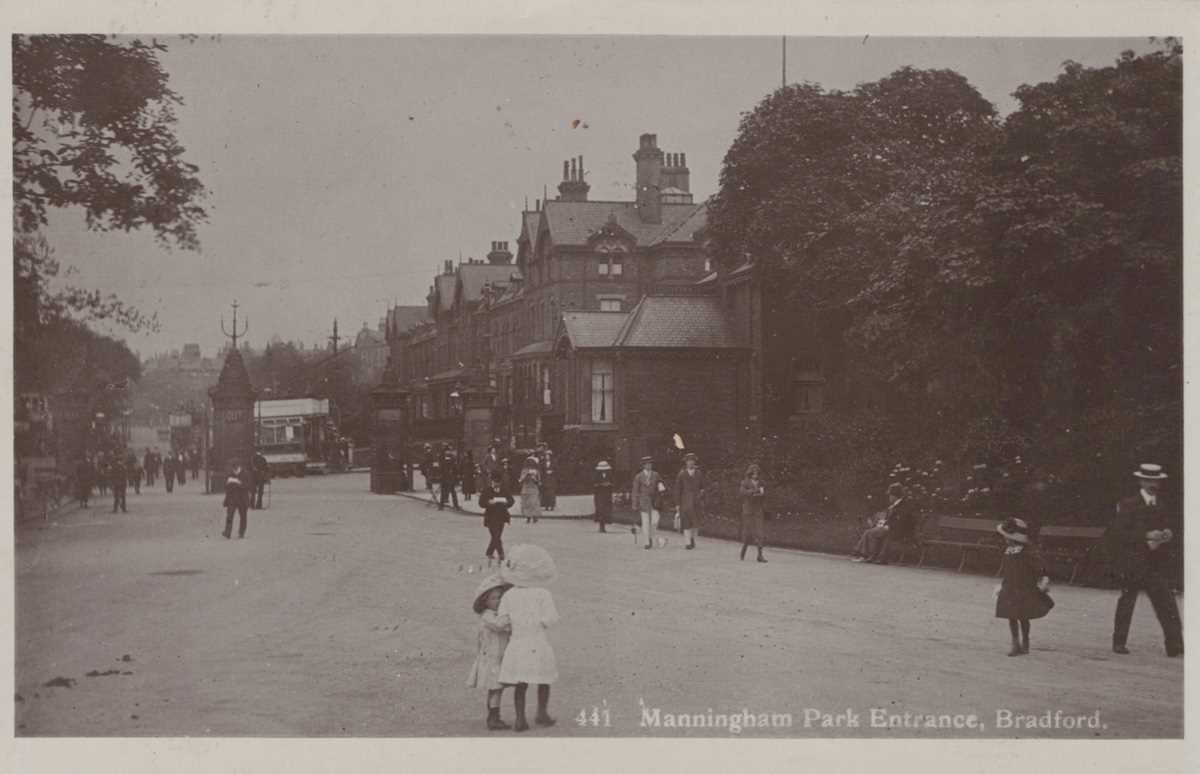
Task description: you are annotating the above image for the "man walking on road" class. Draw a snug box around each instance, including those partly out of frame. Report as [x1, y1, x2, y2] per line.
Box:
[252, 451, 270, 509]
[438, 447, 461, 511]
[632, 456, 664, 549]
[222, 463, 251, 539]
[109, 453, 128, 513]
[163, 452, 176, 494]
[1107, 463, 1183, 657]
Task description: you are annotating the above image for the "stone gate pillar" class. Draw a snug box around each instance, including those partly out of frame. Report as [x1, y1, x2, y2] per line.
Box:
[207, 347, 257, 494]
[461, 382, 497, 462]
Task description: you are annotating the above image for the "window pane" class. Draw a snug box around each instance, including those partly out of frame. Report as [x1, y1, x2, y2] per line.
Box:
[611, 261, 623, 276]
[591, 359, 614, 423]
[598, 262, 609, 276]
[599, 299, 621, 312]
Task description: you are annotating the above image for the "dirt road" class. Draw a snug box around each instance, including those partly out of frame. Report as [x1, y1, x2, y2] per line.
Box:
[14, 473, 1183, 738]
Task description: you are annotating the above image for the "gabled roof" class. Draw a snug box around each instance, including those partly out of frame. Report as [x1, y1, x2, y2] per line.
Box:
[541, 200, 704, 248]
[613, 295, 742, 349]
[559, 311, 630, 349]
[433, 274, 456, 313]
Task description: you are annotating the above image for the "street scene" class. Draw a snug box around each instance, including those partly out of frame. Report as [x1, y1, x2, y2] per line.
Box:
[9, 26, 1186, 767]
[14, 473, 1183, 737]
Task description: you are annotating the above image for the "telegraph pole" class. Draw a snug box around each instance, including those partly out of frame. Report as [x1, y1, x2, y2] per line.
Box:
[328, 318, 340, 354]
[782, 36, 787, 89]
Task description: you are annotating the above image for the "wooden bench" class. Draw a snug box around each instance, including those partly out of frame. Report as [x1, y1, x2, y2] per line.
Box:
[918, 516, 1005, 573]
[1037, 525, 1107, 585]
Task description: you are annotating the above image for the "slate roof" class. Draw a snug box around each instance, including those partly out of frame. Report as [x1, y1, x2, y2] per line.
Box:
[613, 295, 743, 349]
[650, 201, 708, 245]
[541, 200, 704, 248]
[559, 311, 630, 349]
[458, 264, 520, 305]
[388, 305, 430, 335]
[511, 340, 555, 358]
[520, 211, 541, 252]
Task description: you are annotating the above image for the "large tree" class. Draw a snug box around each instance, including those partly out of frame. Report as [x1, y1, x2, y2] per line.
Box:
[13, 34, 207, 248]
[707, 45, 1182, 501]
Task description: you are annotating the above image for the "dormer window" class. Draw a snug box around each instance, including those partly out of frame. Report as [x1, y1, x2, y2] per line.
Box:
[598, 257, 623, 277]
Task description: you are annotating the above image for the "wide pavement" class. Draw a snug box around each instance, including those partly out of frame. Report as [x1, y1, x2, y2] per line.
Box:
[14, 473, 1183, 738]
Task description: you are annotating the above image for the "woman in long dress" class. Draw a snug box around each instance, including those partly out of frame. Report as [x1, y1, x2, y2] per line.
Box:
[519, 456, 542, 524]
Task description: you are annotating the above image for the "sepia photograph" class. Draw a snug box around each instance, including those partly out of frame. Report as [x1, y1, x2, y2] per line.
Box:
[5, 3, 1194, 771]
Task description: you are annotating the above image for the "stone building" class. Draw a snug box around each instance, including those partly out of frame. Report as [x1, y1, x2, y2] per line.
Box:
[385, 131, 820, 488]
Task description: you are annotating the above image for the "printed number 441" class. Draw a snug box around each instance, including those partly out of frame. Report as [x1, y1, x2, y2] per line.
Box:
[575, 704, 612, 727]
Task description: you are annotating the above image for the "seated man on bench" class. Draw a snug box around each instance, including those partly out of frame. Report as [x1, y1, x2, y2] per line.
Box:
[852, 482, 917, 564]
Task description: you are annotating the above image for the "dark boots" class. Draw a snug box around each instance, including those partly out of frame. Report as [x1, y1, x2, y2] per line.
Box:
[513, 684, 529, 732]
[486, 706, 510, 731]
[757, 548, 767, 563]
[512, 683, 552, 731]
[535, 684, 555, 727]
[740, 544, 748, 561]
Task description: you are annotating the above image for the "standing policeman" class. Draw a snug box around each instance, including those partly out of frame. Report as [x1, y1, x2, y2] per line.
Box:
[1107, 463, 1183, 657]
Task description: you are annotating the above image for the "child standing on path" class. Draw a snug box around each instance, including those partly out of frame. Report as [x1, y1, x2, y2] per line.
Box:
[481, 471, 514, 565]
[994, 517, 1054, 656]
[467, 575, 514, 730]
[497, 544, 559, 732]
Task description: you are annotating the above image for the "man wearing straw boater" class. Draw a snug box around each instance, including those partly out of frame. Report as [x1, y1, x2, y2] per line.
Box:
[632, 456, 665, 549]
[1106, 463, 1183, 657]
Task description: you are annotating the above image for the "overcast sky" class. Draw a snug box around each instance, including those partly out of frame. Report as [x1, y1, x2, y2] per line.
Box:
[38, 35, 1154, 358]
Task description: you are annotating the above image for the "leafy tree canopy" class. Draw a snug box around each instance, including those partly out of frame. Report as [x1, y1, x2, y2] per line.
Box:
[707, 45, 1181, 489]
[13, 34, 207, 248]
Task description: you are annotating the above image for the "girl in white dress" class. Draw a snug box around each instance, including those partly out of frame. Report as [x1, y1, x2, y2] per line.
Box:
[497, 544, 558, 731]
[466, 575, 513, 730]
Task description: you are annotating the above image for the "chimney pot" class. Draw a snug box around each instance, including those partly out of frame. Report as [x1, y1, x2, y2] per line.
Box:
[681, 152, 687, 167]
[562, 160, 569, 181]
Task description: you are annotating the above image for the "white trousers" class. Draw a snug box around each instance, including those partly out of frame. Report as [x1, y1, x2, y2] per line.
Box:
[640, 509, 660, 546]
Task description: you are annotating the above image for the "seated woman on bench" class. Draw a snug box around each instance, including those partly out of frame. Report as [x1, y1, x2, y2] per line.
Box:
[852, 482, 917, 564]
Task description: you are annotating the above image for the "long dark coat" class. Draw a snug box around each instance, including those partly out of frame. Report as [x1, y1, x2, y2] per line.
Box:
[674, 468, 705, 530]
[995, 546, 1054, 620]
[593, 470, 613, 522]
[1105, 494, 1180, 582]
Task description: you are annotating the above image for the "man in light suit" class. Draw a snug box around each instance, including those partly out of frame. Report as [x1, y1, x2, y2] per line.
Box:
[632, 456, 664, 550]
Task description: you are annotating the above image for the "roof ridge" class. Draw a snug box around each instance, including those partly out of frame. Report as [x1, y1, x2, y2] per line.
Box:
[613, 294, 649, 347]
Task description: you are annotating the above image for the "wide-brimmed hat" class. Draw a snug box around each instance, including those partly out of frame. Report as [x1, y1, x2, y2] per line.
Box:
[640, 455, 654, 465]
[1133, 463, 1168, 480]
[500, 544, 557, 587]
[996, 517, 1030, 544]
[746, 463, 761, 476]
[471, 574, 511, 614]
[595, 460, 612, 471]
[887, 482, 906, 497]
[525, 455, 539, 465]
[683, 452, 699, 463]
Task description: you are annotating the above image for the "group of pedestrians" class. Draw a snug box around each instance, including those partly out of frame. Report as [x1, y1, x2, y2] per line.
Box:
[846, 461, 1183, 660]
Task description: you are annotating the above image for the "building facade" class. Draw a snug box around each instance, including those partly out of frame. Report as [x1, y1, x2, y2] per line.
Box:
[385, 132, 815, 489]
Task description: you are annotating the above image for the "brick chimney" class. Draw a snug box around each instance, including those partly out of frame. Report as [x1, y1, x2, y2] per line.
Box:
[661, 151, 692, 201]
[487, 240, 514, 265]
[634, 133, 664, 224]
[557, 155, 590, 202]
[443, 259, 454, 275]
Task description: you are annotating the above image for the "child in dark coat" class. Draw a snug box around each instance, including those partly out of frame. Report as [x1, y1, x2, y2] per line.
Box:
[994, 517, 1054, 656]
[481, 471, 515, 565]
